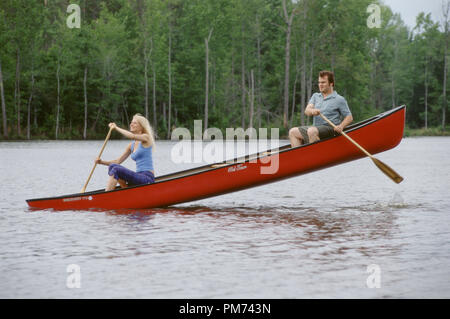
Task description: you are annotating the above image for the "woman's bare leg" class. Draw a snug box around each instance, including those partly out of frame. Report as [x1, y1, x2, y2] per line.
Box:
[105, 175, 118, 191]
[118, 179, 128, 188]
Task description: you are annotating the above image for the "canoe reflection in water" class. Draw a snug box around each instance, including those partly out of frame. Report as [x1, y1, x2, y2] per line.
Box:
[100, 203, 402, 263]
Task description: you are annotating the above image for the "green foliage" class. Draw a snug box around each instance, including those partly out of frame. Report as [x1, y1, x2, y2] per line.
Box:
[0, 0, 448, 140]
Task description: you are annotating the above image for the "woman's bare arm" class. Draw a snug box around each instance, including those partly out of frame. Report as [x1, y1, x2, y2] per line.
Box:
[109, 123, 150, 145]
[96, 143, 132, 166]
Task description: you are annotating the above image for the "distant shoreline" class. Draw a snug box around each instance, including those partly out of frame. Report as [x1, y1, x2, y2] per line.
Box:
[403, 127, 450, 137]
[2, 131, 450, 142]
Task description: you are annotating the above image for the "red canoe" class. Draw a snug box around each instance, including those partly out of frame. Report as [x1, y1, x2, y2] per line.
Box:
[27, 105, 406, 211]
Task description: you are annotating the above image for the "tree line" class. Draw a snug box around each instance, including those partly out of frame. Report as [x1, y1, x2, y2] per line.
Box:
[0, 0, 449, 140]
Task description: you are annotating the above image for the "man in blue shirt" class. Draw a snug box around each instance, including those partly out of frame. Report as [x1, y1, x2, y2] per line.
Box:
[289, 70, 353, 147]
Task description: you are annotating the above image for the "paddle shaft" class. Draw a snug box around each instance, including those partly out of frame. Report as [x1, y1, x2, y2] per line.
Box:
[319, 113, 373, 159]
[319, 112, 403, 184]
[81, 127, 114, 193]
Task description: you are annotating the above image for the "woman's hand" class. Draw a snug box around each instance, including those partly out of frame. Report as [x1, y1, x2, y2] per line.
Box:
[109, 122, 118, 130]
[95, 157, 103, 165]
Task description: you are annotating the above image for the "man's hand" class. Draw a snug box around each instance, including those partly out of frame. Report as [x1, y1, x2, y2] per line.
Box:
[335, 115, 353, 134]
[334, 124, 344, 134]
[311, 108, 320, 116]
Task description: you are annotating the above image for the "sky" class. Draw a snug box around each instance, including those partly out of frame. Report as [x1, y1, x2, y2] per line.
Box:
[381, 0, 446, 30]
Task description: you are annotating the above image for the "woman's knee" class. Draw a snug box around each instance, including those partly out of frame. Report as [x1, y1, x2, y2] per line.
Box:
[108, 164, 120, 176]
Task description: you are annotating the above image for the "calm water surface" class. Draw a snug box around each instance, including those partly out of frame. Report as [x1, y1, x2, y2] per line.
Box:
[0, 137, 449, 298]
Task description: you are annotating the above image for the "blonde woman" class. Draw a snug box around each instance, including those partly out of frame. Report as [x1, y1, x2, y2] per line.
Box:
[95, 114, 156, 191]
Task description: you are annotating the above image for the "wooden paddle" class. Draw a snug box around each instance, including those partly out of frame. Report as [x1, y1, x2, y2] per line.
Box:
[81, 126, 114, 193]
[319, 113, 403, 184]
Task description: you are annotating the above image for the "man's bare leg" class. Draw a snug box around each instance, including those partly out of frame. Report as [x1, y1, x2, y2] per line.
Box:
[307, 127, 320, 143]
[289, 128, 304, 147]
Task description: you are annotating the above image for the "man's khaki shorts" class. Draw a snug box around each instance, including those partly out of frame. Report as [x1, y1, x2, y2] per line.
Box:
[297, 125, 336, 144]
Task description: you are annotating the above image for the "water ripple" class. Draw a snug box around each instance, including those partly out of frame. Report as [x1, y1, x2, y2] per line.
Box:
[2, 139, 450, 298]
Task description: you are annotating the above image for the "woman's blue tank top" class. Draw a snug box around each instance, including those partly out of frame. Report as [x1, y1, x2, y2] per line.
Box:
[131, 141, 154, 172]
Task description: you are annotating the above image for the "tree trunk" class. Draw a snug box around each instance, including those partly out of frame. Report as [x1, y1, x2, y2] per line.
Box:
[283, 22, 292, 129]
[231, 38, 237, 126]
[144, 38, 153, 120]
[392, 37, 399, 108]
[204, 28, 213, 130]
[27, 56, 35, 140]
[152, 61, 157, 128]
[290, 47, 299, 127]
[290, 72, 298, 128]
[443, 53, 447, 131]
[424, 61, 428, 129]
[443, 2, 449, 131]
[15, 48, 21, 136]
[249, 69, 255, 131]
[56, 59, 61, 140]
[241, 23, 246, 129]
[391, 76, 396, 108]
[301, 46, 306, 126]
[122, 94, 129, 125]
[300, 4, 307, 127]
[0, 58, 7, 138]
[91, 104, 102, 133]
[256, 28, 262, 128]
[282, 0, 297, 128]
[34, 104, 37, 129]
[331, 31, 336, 75]
[307, 46, 314, 96]
[212, 60, 216, 110]
[144, 44, 149, 119]
[167, 25, 172, 139]
[163, 102, 166, 129]
[138, 0, 150, 120]
[307, 44, 314, 126]
[83, 66, 88, 139]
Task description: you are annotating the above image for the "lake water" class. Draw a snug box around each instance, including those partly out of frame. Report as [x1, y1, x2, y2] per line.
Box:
[1, 137, 450, 298]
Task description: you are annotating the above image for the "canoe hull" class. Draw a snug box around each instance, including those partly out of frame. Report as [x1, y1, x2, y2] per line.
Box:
[27, 106, 406, 210]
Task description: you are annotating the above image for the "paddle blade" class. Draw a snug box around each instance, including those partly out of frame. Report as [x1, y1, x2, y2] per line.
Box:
[372, 157, 404, 184]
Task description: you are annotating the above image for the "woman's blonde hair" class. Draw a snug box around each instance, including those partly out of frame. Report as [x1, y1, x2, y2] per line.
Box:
[133, 113, 155, 147]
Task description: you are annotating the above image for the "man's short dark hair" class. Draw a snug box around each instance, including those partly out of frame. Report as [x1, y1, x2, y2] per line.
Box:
[319, 70, 335, 87]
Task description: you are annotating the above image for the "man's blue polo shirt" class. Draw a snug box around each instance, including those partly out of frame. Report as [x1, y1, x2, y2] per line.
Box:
[308, 91, 352, 126]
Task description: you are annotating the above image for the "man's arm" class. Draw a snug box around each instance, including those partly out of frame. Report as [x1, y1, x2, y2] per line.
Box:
[334, 115, 353, 133]
[305, 103, 320, 116]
